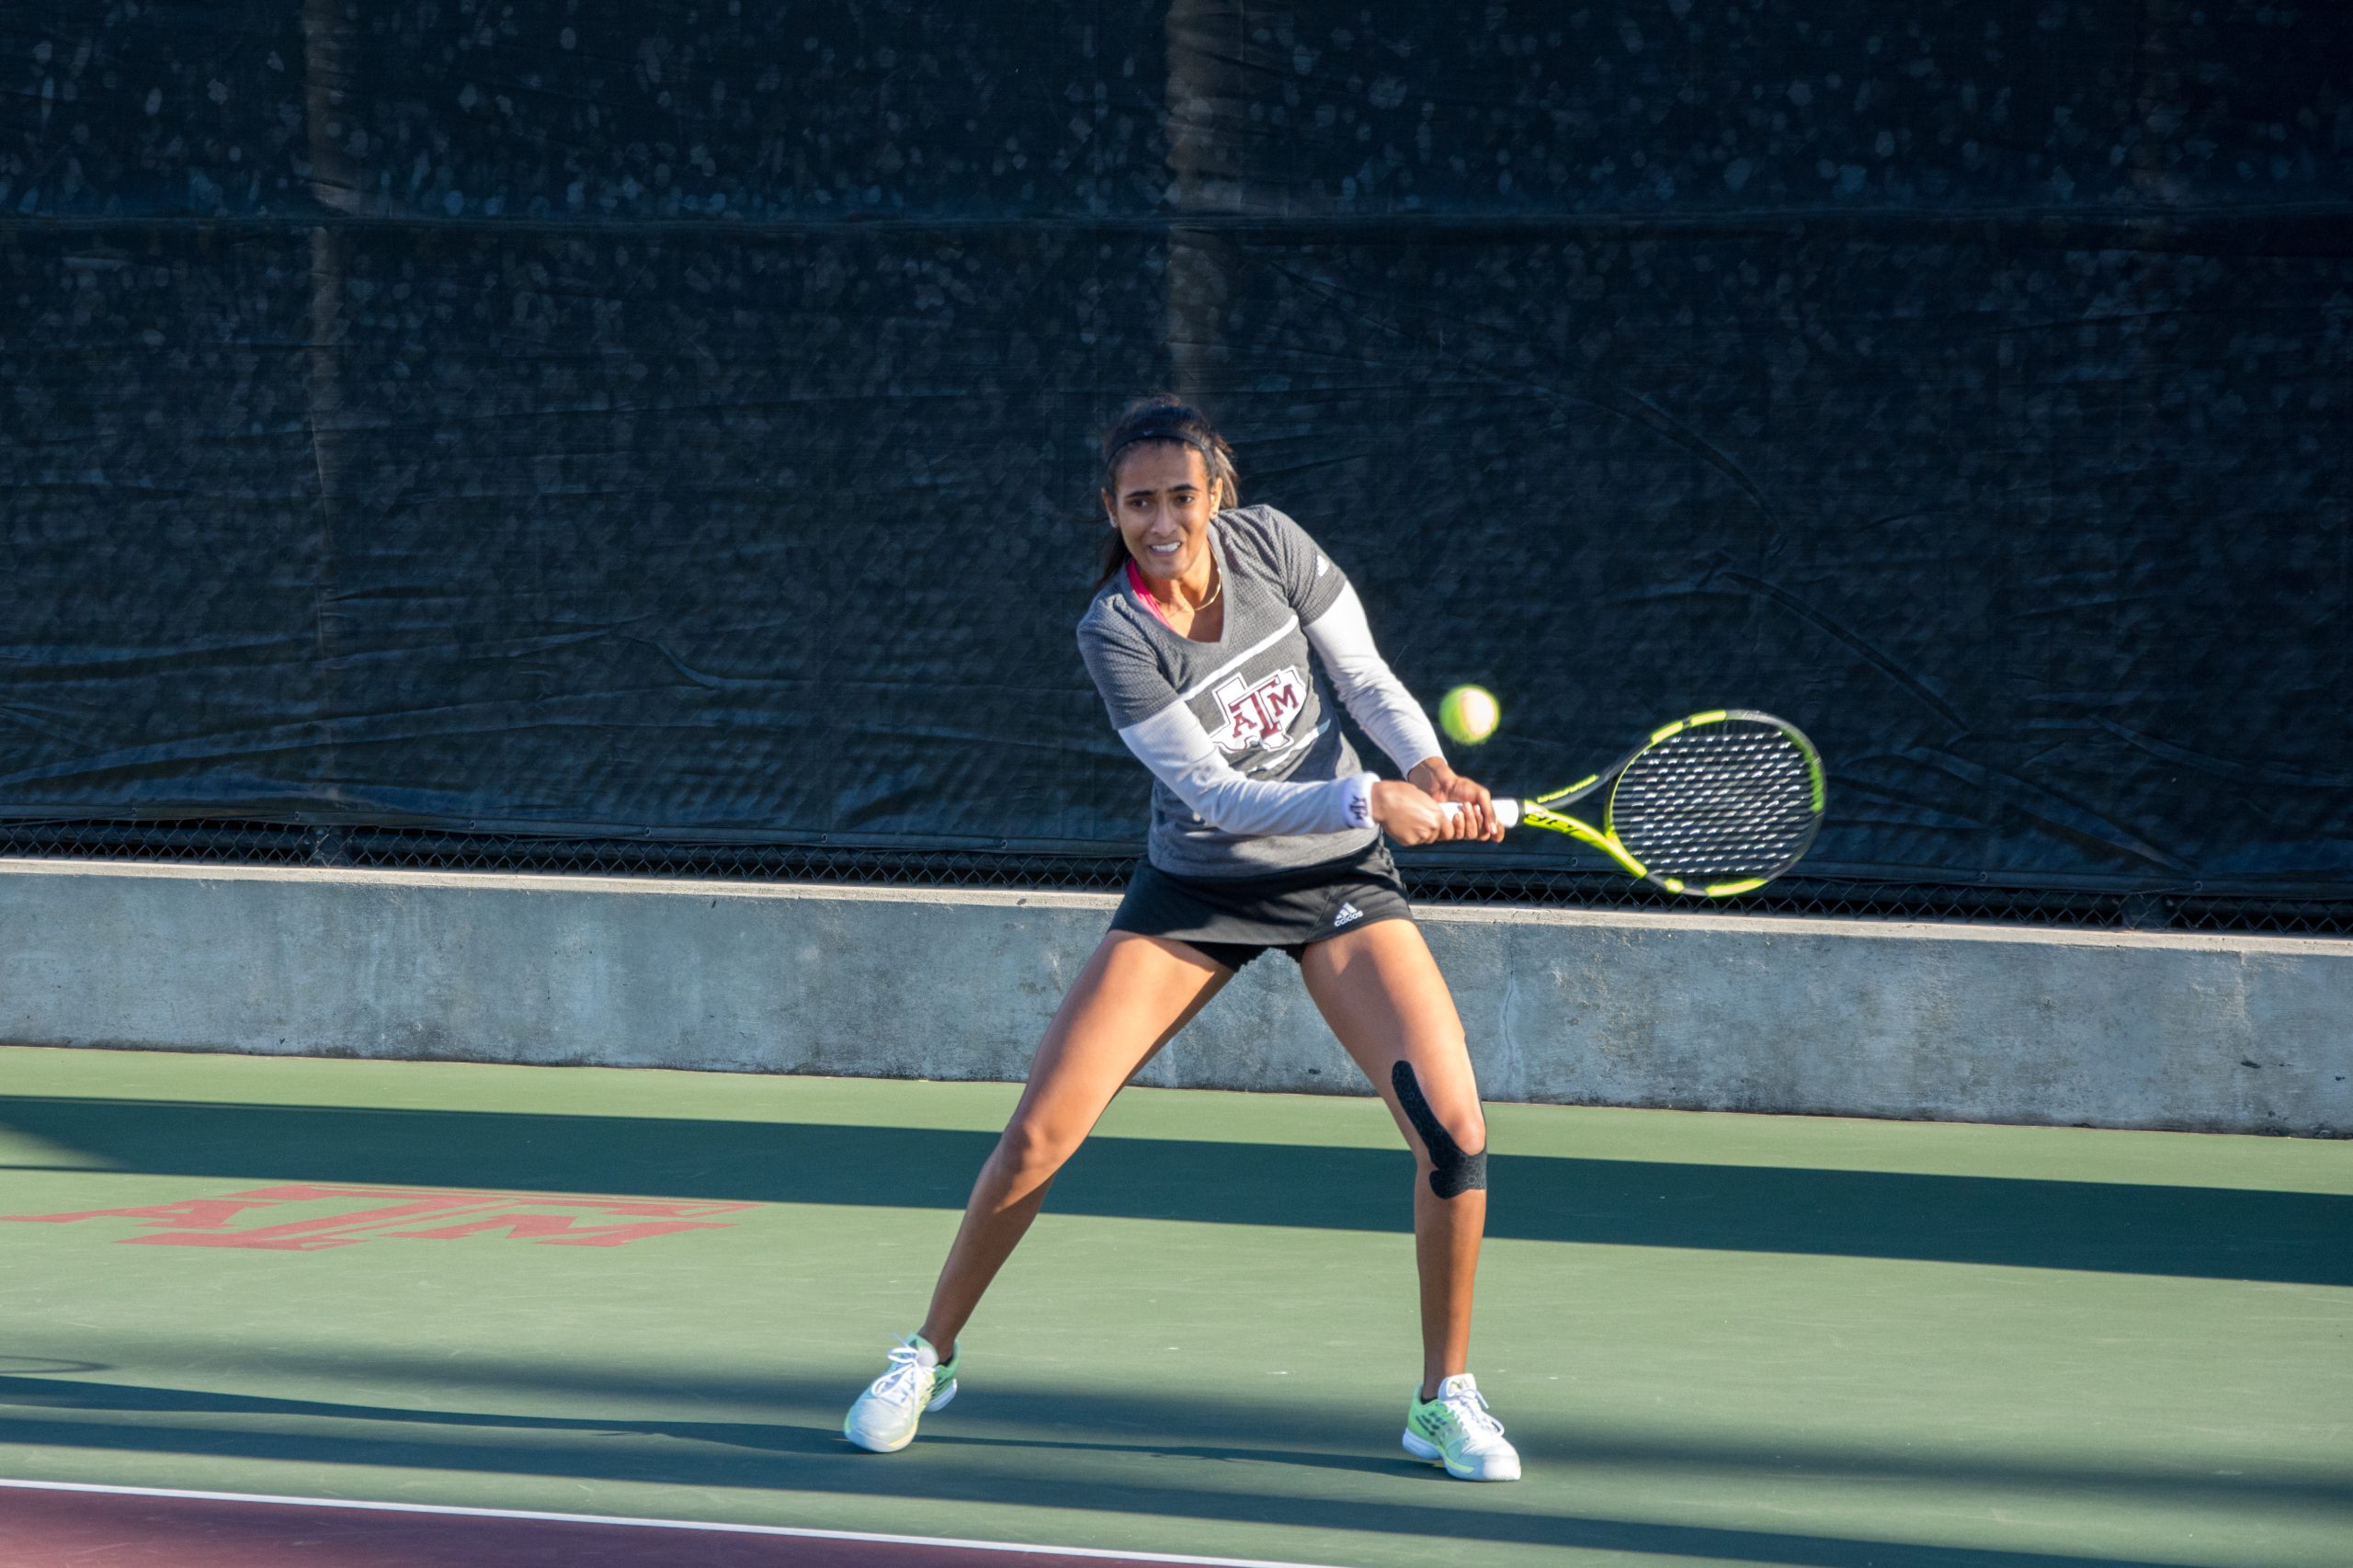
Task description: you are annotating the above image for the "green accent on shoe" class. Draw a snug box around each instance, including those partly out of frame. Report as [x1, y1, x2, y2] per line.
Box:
[1402, 1374, 1522, 1482]
[1407, 1392, 1458, 1442]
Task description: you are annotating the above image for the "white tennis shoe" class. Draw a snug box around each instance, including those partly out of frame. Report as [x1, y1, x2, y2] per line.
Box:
[843, 1334, 959, 1453]
[1403, 1372, 1522, 1481]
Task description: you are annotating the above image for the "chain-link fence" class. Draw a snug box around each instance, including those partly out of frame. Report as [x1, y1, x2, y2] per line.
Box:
[4, 817, 2343, 937]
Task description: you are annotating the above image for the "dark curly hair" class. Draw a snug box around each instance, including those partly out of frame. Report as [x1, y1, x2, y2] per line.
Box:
[1093, 395, 1239, 590]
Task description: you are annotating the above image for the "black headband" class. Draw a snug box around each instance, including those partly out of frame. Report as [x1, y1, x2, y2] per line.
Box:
[1105, 424, 1218, 478]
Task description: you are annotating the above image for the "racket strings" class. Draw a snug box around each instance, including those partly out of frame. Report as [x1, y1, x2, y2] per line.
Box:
[1609, 724, 1819, 880]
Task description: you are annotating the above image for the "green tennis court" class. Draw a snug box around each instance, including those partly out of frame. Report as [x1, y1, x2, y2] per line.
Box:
[2, 1043, 2347, 1567]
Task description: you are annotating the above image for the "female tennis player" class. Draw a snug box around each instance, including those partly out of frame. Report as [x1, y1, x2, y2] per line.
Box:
[843, 396, 1520, 1482]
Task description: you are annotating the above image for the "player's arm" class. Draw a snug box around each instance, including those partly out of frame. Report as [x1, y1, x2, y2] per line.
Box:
[1303, 585, 1504, 839]
[1302, 583, 1447, 778]
[1114, 702, 1379, 835]
[1255, 506, 1496, 835]
[1116, 705, 1482, 846]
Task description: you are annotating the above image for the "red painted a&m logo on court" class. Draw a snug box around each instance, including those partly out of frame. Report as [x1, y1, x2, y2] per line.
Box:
[0, 1184, 748, 1251]
[1211, 665, 1307, 754]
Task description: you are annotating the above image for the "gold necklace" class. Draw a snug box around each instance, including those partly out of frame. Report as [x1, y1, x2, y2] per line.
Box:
[1142, 555, 1220, 616]
[1177, 567, 1222, 615]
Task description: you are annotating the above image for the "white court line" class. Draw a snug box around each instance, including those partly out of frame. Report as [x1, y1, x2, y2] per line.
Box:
[0, 1477, 1357, 1568]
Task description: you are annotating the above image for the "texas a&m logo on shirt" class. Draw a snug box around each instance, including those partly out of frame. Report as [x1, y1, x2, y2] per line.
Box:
[1211, 665, 1309, 754]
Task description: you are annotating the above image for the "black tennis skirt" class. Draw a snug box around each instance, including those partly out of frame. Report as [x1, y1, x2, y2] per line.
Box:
[1107, 838, 1416, 972]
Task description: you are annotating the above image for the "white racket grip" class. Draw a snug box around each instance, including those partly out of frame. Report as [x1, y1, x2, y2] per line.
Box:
[1440, 799, 1523, 830]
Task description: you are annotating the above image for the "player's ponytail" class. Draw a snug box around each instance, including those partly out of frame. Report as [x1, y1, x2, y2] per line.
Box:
[1093, 396, 1239, 590]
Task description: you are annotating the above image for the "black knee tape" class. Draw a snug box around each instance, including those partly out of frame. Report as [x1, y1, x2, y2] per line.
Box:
[1392, 1061, 1487, 1199]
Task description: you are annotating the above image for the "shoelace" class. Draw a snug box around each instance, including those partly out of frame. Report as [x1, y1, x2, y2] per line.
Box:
[870, 1341, 932, 1407]
[1438, 1386, 1506, 1442]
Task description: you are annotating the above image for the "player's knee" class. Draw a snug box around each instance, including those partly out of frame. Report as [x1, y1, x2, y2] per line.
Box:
[1390, 1060, 1488, 1200]
[995, 1116, 1082, 1187]
[1444, 1106, 1488, 1163]
[1422, 1112, 1488, 1199]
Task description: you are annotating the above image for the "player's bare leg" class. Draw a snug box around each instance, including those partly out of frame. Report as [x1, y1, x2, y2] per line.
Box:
[1299, 918, 1487, 1396]
[1302, 916, 1518, 1479]
[916, 932, 1231, 1354]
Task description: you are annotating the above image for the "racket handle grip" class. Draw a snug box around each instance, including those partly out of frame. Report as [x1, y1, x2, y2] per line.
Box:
[1439, 799, 1522, 830]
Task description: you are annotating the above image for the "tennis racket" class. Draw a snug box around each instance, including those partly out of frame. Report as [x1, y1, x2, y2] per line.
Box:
[1442, 709, 1825, 898]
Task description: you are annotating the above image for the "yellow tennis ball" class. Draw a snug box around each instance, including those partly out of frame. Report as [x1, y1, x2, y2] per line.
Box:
[1438, 685, 1500, 745]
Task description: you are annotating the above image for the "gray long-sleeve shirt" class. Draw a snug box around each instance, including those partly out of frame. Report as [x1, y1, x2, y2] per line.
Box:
[1076, 505, 1446, 879]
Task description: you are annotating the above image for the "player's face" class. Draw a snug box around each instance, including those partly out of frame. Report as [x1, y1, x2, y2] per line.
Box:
[1104, 443, 1216, 590]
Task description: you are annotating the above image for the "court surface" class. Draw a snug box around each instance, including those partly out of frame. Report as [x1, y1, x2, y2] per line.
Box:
[1, 1044, 2347, 1568]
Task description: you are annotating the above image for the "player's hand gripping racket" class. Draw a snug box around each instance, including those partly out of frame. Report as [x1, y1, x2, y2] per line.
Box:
[1443, 710, 1826, 897]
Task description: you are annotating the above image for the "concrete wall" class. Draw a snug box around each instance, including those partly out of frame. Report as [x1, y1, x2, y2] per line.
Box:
[3, 858, 2346, 1135]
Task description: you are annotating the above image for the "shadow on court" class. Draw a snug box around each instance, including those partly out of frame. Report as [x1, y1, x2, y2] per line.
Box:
[0, 1365, 2332, 1568]
[4, 1096, 2347, 1285]
[7, 1359, 2347, 1514]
